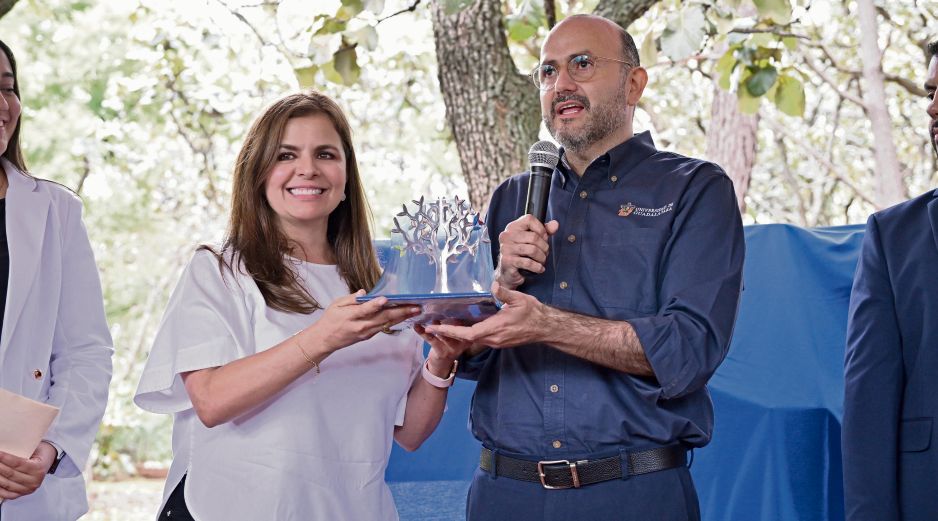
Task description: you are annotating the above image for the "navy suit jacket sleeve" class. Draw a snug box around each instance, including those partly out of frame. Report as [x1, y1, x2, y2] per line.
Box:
[843, 214, 903, 521]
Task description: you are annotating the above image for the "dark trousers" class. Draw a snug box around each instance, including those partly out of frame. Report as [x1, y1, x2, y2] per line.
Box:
[466, 465, 701, 521]
[160, 474, 194, 520]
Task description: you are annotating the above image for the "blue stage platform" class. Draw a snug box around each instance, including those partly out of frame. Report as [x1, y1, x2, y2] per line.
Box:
[383, 224, 864, 521]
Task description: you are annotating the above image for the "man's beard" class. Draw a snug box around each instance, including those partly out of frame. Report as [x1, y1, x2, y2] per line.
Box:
[544, 89, 630, 154]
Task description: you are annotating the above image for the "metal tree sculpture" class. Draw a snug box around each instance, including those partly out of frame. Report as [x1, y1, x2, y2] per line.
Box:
[390, 196, 487, 293]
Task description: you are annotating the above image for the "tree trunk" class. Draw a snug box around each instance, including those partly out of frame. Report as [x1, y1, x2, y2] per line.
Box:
[0, 0, 20, 20]
[430, 0, 540, 213]
[592, 0, 660, 29]
[431, 0, 660, 213]
[856, 0, 906, 208]
[706, 82, 758, 213]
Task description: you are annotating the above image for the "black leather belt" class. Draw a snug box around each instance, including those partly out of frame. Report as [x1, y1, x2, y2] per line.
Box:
[479, 445, 687, 489]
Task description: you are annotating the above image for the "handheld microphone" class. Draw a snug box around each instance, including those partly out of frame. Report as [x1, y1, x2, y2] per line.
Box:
[519, 141, 560, 277]
[524, 141, 560, 222]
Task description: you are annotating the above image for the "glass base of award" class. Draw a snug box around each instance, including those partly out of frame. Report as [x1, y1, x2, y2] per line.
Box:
[357, 196, 499, 330]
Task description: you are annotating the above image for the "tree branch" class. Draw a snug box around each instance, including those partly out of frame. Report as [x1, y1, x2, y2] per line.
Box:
[163, 72, 222, 210]
[729, 27, 809, 40]
[592, 0, 659, 29]
[774, 134, 808, 226]
[378, 0, 422, 24]
[765, 118, 876, 207]
[544, 0, 556, 29]
[801, 53, 868, 109]
[0, 0, 20, 20]
[810, 41, 927, 96]
[75, 155, 92, 196]
[237, 0, 278, 7]
[215, 0, 304, 59]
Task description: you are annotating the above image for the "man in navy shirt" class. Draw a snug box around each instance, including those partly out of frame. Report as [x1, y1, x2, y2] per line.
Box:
[842, 40, 938, 521]
[426, 14, 744, 520]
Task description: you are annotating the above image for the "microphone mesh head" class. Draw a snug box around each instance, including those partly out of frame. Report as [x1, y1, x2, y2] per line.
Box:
[528, 141, 560, 169]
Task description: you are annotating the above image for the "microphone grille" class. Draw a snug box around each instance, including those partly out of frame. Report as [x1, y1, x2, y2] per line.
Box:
[528, 140, 560, 169]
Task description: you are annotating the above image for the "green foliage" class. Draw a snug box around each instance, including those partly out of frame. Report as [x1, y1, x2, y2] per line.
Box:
[351, 25, 379, 51]
[659, 4, 707, 61]
[443, 0, 475, 15]
[364, 0, 386, 13]
[507, 15, 538, 42]
[639, 0, 804, 116]
[715, 47, 737, 90]
[1, 0, 934, 480]
[745, 64, 777, 97]
[639, 31, 658, 67]
[337, 0, 365, 20]
[315, 16, 348, 35]
[753, 0, 792, 25]
[773, 73, 804, 116]
[506, 1, 545, 43]
[333, 45, 361, 85]
[294, 65, 318, 88]
[707, 27, 800, 116]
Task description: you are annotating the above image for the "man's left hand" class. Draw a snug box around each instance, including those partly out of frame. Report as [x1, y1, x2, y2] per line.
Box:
[0, 442, 57, 500]
[424, 282, 549, 348]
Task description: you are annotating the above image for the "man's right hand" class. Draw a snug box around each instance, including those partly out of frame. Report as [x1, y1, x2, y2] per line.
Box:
[495, 215, 560, 289]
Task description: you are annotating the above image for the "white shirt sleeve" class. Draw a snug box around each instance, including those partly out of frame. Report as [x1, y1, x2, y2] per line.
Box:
[134, 250, 256, 414]
[394, 334, 426, 426]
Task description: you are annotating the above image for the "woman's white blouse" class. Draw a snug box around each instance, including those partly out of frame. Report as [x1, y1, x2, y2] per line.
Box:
[135, 250, 423, 521]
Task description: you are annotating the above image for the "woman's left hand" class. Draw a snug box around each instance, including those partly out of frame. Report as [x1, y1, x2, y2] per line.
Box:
[415, 322, 475, 378]
[0, 442, 57, 500]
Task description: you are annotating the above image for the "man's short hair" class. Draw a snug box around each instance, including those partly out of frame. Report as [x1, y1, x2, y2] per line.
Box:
[929, 40, 938, 58]
[620, 30, 640, 67]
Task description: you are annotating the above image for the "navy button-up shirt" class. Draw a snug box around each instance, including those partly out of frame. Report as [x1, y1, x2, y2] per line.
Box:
[460, 131, 745, 459]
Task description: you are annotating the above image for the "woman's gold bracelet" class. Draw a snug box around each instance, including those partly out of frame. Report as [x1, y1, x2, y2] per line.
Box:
[293, 333, 320, 376]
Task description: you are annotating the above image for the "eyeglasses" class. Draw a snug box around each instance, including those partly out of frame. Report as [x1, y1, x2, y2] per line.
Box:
[531, 54, 634, 91]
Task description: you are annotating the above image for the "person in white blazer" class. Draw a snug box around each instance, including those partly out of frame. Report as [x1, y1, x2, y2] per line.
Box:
[135, 91, 471, 521]
[0, 40, 113, 521]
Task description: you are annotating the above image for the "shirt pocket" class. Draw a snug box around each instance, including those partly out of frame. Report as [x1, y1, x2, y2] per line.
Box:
[900, 417, 933, 453]
[586, 227, 666, 313]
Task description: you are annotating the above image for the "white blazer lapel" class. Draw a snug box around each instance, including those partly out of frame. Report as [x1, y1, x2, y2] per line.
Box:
[0, 160, 51, 355]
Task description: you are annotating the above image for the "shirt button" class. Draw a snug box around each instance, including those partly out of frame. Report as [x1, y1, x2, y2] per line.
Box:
[552, 440, 562, 449]
[550, 384, 559, 393]
[611, 176, 618, 182]
[559, 281, 568, 289]
[579, 190, 588, 199]
[33, 369, 43, 380]
[567, 234, 576, 243]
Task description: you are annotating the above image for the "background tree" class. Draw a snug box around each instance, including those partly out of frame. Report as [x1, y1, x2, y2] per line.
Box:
[1, 0, 936, 489]
[0, 0, 19, 19]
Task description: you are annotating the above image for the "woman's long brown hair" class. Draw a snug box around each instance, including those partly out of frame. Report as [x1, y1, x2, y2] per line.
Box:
[207, 91, 380, 313]
[0, 39, 28, 173]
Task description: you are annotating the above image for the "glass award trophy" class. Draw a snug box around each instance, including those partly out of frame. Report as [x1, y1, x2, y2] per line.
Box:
[357, 195, 500, 329]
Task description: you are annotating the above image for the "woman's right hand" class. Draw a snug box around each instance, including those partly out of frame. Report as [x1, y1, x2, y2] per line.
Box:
[312, 290, 421, 353]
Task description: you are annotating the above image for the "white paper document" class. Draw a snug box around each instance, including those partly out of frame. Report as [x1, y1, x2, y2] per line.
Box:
[0, 388, 60, 459]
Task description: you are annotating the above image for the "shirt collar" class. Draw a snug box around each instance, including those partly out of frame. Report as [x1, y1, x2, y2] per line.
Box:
[555, 131, 658, 187]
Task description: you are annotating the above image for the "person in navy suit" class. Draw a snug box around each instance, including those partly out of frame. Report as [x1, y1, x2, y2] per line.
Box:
[842, 39, 938, 521]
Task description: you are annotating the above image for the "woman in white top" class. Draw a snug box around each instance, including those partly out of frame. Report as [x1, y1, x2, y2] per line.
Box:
[135, 91, 467, 520]
[0, 39, 113, 520]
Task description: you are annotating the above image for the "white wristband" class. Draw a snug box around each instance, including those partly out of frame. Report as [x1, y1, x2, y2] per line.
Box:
[421, 358, 458, 388]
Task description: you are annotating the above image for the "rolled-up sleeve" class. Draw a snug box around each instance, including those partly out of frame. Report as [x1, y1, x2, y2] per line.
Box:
[627, 171, 745, 399]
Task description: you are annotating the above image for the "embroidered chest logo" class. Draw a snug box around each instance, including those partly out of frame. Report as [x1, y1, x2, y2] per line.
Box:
[618, 202, 674, 217]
